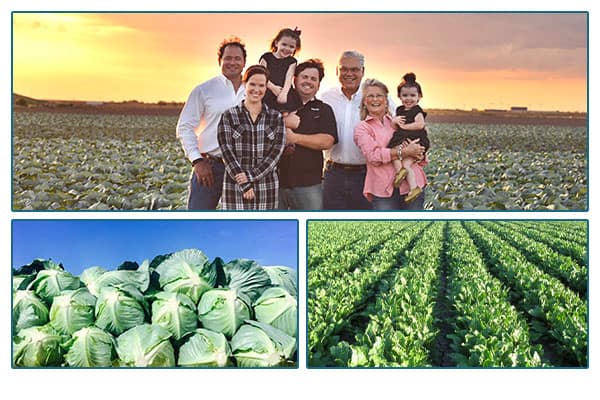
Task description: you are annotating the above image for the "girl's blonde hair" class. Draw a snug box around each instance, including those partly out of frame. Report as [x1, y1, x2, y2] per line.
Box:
[359, 78, 390, 120]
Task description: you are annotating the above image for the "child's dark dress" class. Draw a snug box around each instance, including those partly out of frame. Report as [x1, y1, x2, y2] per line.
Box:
[387, 105, 430, 151]
[259, 52, 302, 113]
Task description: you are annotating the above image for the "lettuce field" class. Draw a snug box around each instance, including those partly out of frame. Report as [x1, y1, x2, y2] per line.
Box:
[308, 221, 588, 367]
[12, 111, 588, 210]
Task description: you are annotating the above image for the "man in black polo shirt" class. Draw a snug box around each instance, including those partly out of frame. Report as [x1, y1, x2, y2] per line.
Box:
[278, 59, 338, 210]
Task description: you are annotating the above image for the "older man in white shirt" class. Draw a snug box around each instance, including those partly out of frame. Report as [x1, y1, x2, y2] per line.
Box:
[176, 37, 246, 209]
[320, 51, 395, 210]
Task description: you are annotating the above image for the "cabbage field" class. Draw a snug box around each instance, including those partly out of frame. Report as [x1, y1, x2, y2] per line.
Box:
[308, 221, 588, 367]
[12, 249, 298, 367]
[12, 111, 587, 210]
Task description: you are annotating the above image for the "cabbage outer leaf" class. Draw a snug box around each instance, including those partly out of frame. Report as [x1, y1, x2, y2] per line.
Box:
[13, 290, 49, 332]
[151, 291, 197, 340]
[197, 289, 250, 338]
[116, 324, 175, 367]
[64, 326, 116, 367]
[49, 288, 97, 335]
[253, 287, 297, 337]
[178, 328, 231, 367]
[155, 249, 215, 303]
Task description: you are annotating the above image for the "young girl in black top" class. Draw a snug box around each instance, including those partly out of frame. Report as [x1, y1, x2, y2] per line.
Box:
[259, 28, 302, 113]
[388, 72, 430, 203]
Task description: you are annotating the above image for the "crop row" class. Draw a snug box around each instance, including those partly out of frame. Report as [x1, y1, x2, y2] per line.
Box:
[445, 222, 542, 366]
[498, 222, 587, 269]
[306, 221, 368, 266]
[463, 222, 587, 366]
[478, 221, 587, 296]
[340, 222, 445, 367]
[308, 221, 588, 367]
[308, 222, 429, 363]
[308, 222, 418, 294]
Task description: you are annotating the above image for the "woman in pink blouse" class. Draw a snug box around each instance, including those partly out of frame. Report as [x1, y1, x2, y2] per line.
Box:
[353, 79, 427, 210]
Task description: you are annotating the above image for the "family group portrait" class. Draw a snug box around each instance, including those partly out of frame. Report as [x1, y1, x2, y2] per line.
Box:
[12, 12, 588, 211]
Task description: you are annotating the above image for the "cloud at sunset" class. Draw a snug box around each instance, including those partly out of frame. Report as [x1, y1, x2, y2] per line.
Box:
[12, 12, 587, 111]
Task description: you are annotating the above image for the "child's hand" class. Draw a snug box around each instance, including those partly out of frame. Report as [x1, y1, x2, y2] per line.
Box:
[271, 84, 282, 96]
[276, 91, 288, 104]
[392, 115, 406, 127]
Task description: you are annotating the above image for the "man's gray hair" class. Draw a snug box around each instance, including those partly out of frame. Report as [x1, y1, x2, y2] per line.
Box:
[339, 50, 365, 68]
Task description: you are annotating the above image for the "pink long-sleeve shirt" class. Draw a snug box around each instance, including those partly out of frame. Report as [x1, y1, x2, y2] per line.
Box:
[354, 114, 428, 200]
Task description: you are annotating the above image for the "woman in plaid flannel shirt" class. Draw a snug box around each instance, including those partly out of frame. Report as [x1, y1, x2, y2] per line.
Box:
[217, 65, 286, 210]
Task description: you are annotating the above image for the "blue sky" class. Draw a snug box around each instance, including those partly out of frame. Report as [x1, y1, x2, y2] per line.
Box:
[12, 220, 298, 275]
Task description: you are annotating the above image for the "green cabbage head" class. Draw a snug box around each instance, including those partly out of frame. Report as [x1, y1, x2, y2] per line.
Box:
[13, 324, 67, 367]
[253, 287, 297, 337]
[49, 288, 97, 335]
[178, 328, 231, 367]
[64, 326, 116, 367]
[197, 289, 250, 338]
[231, 320, 296, 367]
[94, 285, 147, 336]
[13, 290, 49, 332]
[116, 324, 175, 367]
[155, 249, 216, 303]
[151, 291, 198, 340]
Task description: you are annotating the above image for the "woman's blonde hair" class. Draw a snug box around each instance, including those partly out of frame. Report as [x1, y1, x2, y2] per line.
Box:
[359, 78, 390, 120]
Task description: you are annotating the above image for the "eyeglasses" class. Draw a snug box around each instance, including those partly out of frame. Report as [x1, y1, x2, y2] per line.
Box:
[366, 94, 386, 100]
[339, 67, 362, 74]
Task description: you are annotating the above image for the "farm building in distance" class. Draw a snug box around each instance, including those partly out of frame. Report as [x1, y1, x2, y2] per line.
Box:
[511, 106, 528, 112]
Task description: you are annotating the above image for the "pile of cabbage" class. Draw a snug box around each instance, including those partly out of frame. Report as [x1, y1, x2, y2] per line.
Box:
[12, 249, 297, 367]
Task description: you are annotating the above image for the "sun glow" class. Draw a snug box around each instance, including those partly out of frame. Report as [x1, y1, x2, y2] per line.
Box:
[12, 12, 588, 111]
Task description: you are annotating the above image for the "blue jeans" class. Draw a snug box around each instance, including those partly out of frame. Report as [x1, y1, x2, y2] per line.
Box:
[279, 184, 323, 210]
[372, 188, 425, 210]
[187, 161, 225, 210]
[322, 165, 372, 210]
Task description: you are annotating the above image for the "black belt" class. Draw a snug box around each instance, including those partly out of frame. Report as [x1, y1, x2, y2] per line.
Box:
[201, 153, 224, 164]
[327, 160, 366, 171]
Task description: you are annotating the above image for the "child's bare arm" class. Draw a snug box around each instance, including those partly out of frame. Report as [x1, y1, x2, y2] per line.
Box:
[277, 63, 296, 103]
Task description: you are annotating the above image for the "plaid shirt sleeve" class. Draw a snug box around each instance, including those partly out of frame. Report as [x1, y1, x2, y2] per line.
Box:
[247, 113, 286, 183]
[217, 111, 252, 193]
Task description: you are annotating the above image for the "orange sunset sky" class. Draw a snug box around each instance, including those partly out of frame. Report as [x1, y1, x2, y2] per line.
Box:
[12, 12, 587, 112]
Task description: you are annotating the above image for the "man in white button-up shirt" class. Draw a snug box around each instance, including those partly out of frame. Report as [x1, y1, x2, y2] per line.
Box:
[176, 37, 247, 209]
